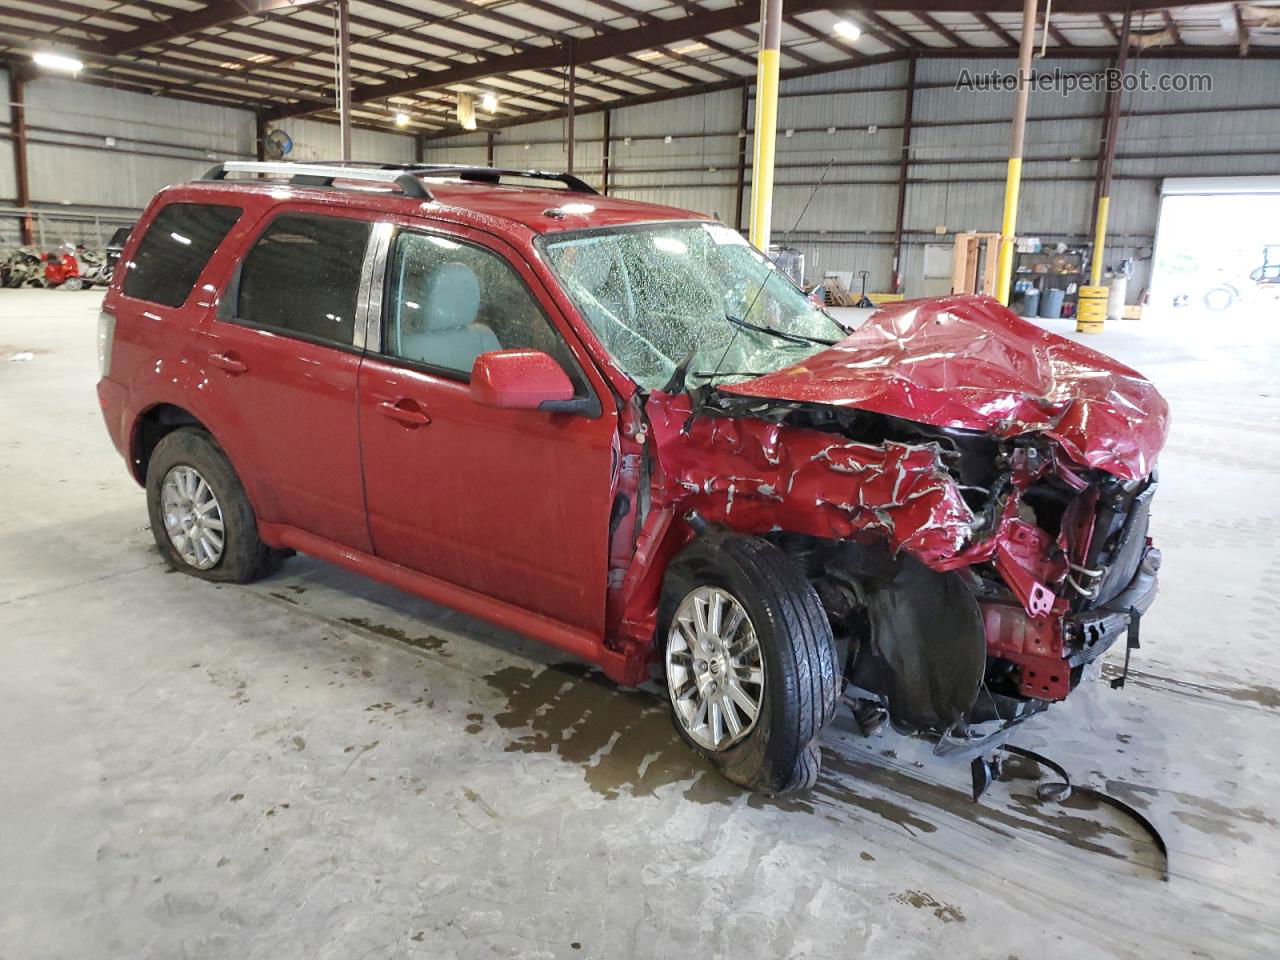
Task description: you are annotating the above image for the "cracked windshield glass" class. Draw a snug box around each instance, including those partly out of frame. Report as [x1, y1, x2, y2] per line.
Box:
[543, 221, 845, 390]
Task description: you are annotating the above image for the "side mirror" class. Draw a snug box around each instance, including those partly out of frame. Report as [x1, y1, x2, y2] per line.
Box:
[470, 349, 575, 411]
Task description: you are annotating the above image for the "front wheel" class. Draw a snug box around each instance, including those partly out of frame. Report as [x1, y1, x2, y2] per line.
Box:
[61, 276, 84, 291]
[659, 534, 840, 795]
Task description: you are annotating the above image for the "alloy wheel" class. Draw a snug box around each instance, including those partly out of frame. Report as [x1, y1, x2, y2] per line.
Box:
[160, 465, 225, 570]
[666, 586, 765, 751]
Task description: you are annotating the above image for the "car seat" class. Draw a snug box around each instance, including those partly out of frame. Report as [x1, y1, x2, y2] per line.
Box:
[398, 261, 500, 372]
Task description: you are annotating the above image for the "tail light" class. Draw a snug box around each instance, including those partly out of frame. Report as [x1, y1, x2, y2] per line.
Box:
[97, 309, 116, 378]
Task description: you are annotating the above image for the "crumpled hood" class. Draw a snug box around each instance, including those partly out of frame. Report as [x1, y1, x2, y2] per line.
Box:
[720, 294, 1169, 483]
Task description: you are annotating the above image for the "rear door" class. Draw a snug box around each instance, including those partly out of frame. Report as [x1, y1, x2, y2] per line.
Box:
[192, 206, 379, 551]
[357, 222, 617, 632]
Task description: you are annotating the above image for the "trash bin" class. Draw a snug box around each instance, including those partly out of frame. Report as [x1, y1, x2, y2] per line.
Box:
[1107, 276, 1128, 322]
[1019, 289, 1041, 317]
[1039, 287, 1065, 319]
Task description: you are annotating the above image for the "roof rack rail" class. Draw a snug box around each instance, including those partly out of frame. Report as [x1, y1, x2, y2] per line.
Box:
[201, 161, 431, 199]
[406, 164, 598, 195]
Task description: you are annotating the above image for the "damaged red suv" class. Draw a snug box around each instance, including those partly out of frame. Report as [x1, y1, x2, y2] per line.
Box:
[97, 162, 1167, 794]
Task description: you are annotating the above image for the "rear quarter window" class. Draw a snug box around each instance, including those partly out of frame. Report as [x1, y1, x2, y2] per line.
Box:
[122, 202, 242, 308]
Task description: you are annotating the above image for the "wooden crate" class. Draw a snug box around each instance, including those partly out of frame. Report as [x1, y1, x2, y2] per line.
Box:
[951, 232, 1001, 296]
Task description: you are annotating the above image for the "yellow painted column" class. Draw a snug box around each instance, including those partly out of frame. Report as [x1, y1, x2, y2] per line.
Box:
[995, 156, 1022, 306]
[993, 0, 1039, 305]
[1090, 194, 1110, 287]
[1079, 193, 1112, 333]
[748, 0, 782, 251]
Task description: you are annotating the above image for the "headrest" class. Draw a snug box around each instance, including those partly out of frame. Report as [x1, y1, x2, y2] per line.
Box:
[423, 262, 481, 332]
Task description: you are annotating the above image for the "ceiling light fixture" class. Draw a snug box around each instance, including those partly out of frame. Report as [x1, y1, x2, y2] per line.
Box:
[33, 51, 84, 73]
[394, 112, 410, 127]
[833, 20, 862, 42]
[481, 91, 498, 113]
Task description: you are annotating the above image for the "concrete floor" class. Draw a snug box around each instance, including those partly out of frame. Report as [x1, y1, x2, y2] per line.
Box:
[2, 287, 1278, 959]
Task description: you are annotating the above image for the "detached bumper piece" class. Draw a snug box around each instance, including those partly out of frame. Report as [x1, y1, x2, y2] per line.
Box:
[970, 745, 1170, 882]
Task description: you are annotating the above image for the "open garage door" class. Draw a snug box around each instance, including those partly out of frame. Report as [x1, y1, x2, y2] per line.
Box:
[1150, 176, 1280, 320]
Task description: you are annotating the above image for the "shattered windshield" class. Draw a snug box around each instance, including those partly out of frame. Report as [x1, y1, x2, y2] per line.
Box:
[542, 221, 845, 391]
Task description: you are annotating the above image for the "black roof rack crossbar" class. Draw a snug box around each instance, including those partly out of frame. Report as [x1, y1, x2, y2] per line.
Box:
[201, 161, 432, 200]
[406, 164, 598, 195]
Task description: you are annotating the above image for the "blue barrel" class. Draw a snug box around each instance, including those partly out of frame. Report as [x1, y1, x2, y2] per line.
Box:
[1020, 289, 1041, 317]
[1039, 287, 1065, 319]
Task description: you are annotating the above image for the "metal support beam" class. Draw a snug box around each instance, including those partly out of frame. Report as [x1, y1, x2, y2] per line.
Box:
[749, 0, 783, 251]
[336, 0, 352, 161]
[269, 0, 839, 121]
[600, 109, 611, 195]
[415, 133, 425, 164]
[255, 113, 268, 161]
[993, 0, 1038, 305]
[486, 131, 495, 167]
[566, 37, 576, 176]
[735, 81, 749, 232]
[1090, 7, 1132, 286]
[100, 0, 328, 56]
[10, 67, 33, 246]
[891, 54, 918, 293]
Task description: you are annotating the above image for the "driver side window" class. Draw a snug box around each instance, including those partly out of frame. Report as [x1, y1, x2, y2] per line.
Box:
[384, 231, 579, 386]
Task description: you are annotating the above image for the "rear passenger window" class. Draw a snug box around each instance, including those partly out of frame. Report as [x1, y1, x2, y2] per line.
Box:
[122, 203, 241, 307]
[236, 214, 372, 347]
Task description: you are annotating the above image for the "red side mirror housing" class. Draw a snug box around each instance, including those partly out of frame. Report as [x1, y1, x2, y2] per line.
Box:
[470, 349, 575, 410]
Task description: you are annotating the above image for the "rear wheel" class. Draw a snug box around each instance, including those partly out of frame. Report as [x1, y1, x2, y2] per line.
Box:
[61, 276, 84, 291]
[659, 534, 840, 795]
[1203, 285, 1237, 312]
[146, 428, 279, 583]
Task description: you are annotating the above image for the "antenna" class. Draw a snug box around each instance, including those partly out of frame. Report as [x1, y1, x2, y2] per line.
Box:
[780, 157, 835, 248]
[699, 157, 836, 395]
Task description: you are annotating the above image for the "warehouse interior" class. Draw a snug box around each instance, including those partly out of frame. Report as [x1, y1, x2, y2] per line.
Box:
[2, 1, 1279, 958]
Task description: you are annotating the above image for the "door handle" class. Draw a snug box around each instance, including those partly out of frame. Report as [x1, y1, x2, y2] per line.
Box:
[378, 399, 431, 426]
[208, 351, 247, 375]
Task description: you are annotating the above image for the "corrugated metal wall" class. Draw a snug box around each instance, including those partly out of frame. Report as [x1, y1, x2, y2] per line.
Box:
[423, 55, 1280, 299]
[282, 116, 415, 164]
[0, 70, 415, 247]
[0, 69, 14, 218]
[5, 56, 1277, 286]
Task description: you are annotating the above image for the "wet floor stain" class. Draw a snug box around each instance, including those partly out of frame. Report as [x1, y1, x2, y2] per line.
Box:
[482, 662, 707, 800]
[339, 617, 450, 656]
[1103, 776, 1277, 840]
[472, 662, 1169, 866]
[891, 889, 966, 923]
[1101, 663, 1280, 710]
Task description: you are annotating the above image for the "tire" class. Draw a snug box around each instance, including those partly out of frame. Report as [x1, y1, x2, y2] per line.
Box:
[658, 533, 840, 795]
[1203, 285, 1237, 312]
[145, 427, 279, 583]
[61, 276, 84, 291]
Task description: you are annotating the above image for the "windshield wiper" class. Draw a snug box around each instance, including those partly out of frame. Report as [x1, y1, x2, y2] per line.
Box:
[725, 313, 838, 347]
[693, 369, 771, 382]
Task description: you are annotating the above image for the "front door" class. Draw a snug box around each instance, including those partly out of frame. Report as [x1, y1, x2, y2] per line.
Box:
[357, 224, 617, 633]
[193, 208, 375, 551]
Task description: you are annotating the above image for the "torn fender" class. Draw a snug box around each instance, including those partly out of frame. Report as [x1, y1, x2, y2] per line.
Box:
[645, 392, 977, 566]
[720, 295, 1169, 484]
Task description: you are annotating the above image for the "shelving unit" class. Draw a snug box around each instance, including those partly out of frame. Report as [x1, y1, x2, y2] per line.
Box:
[1012, 247, 1087, 317]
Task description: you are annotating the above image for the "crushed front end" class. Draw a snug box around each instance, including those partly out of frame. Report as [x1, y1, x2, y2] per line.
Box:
[610, 296, 1170, 754]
